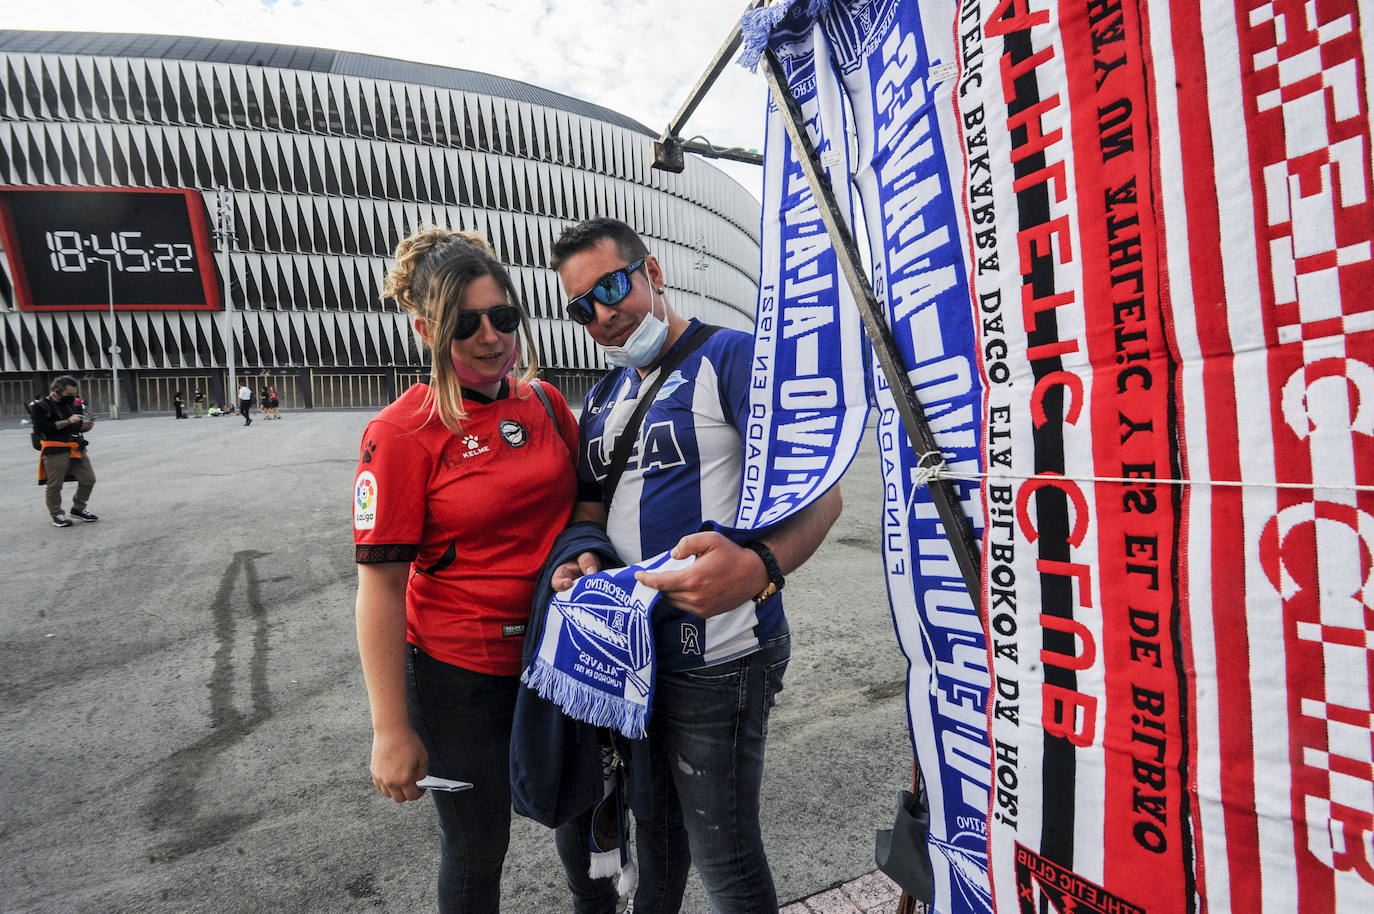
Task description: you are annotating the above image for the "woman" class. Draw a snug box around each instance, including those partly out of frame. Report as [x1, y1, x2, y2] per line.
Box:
[353, 228, 605, 914]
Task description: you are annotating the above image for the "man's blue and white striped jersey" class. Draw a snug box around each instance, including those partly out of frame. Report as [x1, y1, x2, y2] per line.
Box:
[577, 320, 784, 671]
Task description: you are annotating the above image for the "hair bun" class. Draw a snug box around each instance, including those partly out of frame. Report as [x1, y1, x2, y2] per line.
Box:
[382, 227, 494, 314]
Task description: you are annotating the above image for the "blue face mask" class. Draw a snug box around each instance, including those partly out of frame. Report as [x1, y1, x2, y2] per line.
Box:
[602, 287, 669, 368]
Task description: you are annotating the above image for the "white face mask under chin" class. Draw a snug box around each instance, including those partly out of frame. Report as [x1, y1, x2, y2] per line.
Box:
[602, 287, 669, 368]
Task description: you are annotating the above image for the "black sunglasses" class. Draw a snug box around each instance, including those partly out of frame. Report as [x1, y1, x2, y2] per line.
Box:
[565, 258, 647, 325]
[454, 305, 521, 340]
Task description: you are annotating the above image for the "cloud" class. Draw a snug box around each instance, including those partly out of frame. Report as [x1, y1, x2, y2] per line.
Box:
[9, 0, 767, 197]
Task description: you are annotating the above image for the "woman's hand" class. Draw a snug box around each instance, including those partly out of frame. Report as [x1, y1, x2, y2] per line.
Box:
[551, 551, 602, 591]
[370, 726, 428, 803]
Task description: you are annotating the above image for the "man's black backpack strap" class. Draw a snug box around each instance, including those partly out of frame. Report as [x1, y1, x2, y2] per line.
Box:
[601, 323, 720, 512]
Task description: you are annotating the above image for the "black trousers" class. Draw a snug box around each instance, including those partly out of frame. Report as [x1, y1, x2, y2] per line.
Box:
[406, 646, 615, 913]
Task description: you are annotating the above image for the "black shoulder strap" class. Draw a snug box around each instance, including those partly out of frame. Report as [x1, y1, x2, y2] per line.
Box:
[529, 379, 567, 453]
[601, 323, 720, 512]
[530, 379, 556, 426]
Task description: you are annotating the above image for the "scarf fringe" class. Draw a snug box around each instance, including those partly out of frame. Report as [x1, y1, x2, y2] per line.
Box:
[522, 657, 649, 740]
[588, 848, 620, 880]
[588, 852, 637, 899]
[738, 0, 833, 70]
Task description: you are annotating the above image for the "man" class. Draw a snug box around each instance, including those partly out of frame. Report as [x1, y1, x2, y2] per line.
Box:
[192, 387, 206, 418]
[31, 375, 98, 528]
[550, 218, 842, 912]
[238, 382, 253, 426]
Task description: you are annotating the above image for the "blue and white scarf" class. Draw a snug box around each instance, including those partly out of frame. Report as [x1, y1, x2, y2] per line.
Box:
[522, 551, 690, 739]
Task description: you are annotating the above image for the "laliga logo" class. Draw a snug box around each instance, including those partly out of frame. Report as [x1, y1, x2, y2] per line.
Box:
[355, 476, 375, 511]
[354, 471, 378, 530]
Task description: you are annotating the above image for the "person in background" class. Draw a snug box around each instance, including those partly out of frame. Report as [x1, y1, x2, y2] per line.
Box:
[238, 383, 253, 426]
[192, 387, 207, 418]
[266, 385, 281, 419]
[353, 227, 600, 914]
[173, 390, 187, 419]
[31, 374, 99, 528]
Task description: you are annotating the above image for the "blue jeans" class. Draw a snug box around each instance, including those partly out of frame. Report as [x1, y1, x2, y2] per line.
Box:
[632, 625, 791, 914]
[408, 646, 616, 913]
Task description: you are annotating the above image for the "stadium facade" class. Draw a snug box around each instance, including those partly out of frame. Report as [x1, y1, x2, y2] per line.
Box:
[0, 30, 762, 417]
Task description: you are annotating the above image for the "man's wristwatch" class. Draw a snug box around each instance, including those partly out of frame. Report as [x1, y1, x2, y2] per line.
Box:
[742, 540, 785, 604]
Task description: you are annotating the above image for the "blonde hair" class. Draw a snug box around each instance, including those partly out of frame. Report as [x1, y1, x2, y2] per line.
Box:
[382, 227, 539, 434]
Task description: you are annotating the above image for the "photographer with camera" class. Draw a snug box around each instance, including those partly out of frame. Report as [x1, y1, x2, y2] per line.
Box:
[32, 375, 99, 528]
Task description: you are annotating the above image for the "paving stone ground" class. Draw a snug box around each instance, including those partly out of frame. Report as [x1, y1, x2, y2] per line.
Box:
[784, 869, 903, 914]
[1, 412, 914, 913]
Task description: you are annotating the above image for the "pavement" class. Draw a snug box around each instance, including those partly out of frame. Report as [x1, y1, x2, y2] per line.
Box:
[0, 408, 914, 913]
[783, 871, 903, 914]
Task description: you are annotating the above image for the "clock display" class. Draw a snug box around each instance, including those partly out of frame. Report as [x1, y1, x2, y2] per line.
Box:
[0, 187, 222, 311]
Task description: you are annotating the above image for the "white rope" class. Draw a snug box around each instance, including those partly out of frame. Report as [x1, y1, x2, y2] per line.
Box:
[905, 458, 1374, 494]
[894, 453, 1374, 697]
[903, 451, 951, 521]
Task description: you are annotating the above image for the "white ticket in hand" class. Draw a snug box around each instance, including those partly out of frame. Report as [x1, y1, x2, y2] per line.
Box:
[416, 775, 472, 792]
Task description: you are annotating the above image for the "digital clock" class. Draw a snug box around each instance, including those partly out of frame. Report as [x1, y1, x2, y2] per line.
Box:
[0, 186, 221, 311]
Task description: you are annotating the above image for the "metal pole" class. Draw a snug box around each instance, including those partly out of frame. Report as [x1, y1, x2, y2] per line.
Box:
[760, 49, 982, 604]
[652, 0, 766, 171]
[88, 256, 121, 419]
[108, 258, 120, 419]
[763, 45, 978, 914]
[218, 188, 237, 405]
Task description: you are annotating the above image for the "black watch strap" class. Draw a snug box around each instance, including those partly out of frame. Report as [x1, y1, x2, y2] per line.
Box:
[742, 540, 785, 604]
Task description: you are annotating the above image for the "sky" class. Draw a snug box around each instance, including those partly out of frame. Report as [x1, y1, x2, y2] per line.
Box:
[7, 0, 770, 199]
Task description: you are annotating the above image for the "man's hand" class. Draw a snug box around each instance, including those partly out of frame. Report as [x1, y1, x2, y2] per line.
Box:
[633, 532, 768, 618]
[632, 487, 842, 618]
[551, 551, 603, 591]
[80, 419, 94, 432]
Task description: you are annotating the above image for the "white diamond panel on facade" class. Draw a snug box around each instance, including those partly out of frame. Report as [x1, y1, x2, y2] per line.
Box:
[0, 30, 762, 414]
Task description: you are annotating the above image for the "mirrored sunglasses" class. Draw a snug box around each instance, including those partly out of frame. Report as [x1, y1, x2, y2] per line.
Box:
[454, 305, 521, 340]
[565, 257, 647, 325]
